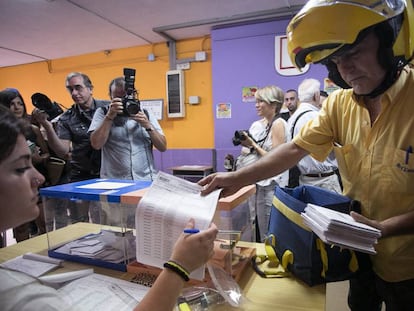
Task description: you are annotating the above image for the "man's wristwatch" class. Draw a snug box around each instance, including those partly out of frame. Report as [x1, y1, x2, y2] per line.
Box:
[145, 126, 153, 132]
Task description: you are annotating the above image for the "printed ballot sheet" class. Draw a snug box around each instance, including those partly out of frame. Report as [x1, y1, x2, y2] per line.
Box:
[135, 171, 221, 279]
[58, 272, 149, 310]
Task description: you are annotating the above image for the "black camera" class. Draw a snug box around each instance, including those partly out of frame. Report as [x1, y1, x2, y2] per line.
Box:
[232, 130, 250, 146]
[31, 92, 64, 120]
[122, 68, 141, 116]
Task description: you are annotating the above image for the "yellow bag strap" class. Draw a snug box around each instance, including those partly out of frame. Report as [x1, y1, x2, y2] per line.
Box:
[272, 195, 311, 231]
[316, 238, 360, 278]
[251, 234, 293, 278]
[349, 250, 358, 272]
[316, 239, 328, 278]
[264, 234, 279, 265]
[270, 192, 360, 280]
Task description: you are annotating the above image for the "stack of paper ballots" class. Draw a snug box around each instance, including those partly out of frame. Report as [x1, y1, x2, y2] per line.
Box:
[301, 204, 381, 255]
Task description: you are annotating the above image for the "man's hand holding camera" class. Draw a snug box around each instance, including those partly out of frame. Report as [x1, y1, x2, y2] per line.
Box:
[130, 110, 152, 129]
[106, 98, 151, 128]
[105, 98, 123, 121]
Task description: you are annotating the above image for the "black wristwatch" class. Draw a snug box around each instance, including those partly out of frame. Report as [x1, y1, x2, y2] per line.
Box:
[145, 126, 153, 132]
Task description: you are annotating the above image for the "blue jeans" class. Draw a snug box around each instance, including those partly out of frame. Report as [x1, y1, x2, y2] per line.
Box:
[248, 181, 276, 242]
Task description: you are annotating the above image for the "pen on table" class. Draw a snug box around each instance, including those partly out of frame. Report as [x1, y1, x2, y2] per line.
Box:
[183, 229, 242, 234]
[405, 145, 412, 165]
[183, 228, 200, 234]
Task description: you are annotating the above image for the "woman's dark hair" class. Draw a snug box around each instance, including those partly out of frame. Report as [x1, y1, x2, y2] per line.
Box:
[0, 105, 28, 163]
[0, 89, 28, 118]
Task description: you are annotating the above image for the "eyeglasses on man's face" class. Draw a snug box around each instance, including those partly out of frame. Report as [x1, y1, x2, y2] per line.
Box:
[66, 84, 87, 93]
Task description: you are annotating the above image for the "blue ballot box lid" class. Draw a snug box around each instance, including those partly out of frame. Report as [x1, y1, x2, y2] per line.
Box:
[40, 178, 152, 203]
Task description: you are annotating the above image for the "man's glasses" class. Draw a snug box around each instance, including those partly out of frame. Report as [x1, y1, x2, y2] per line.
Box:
[66, 85, 86, 93]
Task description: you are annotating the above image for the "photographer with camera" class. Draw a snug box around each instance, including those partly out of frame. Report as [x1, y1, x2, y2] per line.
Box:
[234, 85, 289, 242]
[89, 71, 166, 181]
[31, 92, 64, 122]
[32, 72, 109, 224]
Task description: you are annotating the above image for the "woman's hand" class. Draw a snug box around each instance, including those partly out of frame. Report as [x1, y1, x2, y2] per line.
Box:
[170, 219, 218, 273]
[240, 131, 254, 148]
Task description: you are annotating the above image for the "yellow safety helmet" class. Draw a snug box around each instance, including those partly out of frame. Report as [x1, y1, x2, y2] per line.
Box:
[287, 0, 414, 69]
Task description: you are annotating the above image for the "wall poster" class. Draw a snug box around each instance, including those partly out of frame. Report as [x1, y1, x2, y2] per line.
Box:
[140, 99, 163, 120]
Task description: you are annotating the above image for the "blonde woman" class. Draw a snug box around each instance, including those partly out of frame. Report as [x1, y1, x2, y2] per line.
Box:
[238, 85, 288, 241]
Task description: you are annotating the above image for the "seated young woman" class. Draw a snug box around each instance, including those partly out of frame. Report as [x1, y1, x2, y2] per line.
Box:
[0, 105, 218, 311]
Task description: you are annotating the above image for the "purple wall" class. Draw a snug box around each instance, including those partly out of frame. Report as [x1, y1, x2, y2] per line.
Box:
[154, 149, 216, 173]
[211, 18, 328, 171]
[154, 18, 329, 174]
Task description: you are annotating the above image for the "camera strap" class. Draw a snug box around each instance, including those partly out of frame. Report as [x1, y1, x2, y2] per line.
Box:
[256, 115, 280, 147]
[290, 110, 312, 140]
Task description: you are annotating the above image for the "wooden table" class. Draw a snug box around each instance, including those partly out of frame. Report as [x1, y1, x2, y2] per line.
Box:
[0, 223, 325, 310]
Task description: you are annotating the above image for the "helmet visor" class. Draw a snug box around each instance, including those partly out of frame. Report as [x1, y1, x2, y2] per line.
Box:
[298, 0, 404, 20]
[288, 0, 406, 67]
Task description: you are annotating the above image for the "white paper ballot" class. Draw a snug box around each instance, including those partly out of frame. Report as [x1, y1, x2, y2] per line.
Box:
[135, 172, 222, 280]
[77, 181, 134, 190]
[58, 273, 149, 310]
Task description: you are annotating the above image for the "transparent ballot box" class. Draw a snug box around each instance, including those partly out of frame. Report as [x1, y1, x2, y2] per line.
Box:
[40, 178, 151, 271]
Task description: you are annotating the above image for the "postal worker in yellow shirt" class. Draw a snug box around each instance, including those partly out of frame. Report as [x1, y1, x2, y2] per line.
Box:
[200, 0, 414, 309]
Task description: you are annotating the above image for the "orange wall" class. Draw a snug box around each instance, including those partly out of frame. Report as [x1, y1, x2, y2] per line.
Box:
[0, 37, 214, 148]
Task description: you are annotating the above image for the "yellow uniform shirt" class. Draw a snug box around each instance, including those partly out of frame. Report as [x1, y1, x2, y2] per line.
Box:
[293, 64, 414, 282]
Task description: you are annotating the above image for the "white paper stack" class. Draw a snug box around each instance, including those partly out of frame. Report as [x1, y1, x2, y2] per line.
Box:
[301, 203, 381, 255]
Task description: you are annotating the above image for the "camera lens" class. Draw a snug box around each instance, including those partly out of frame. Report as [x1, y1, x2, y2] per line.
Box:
[232, 137, 241, 146]
[235, 130, 247, 140]
[125, 100, 140, 115]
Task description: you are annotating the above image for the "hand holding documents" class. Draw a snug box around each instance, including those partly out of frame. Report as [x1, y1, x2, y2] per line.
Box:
[135, 171, 222, 280]
[301, 203, 381, 255]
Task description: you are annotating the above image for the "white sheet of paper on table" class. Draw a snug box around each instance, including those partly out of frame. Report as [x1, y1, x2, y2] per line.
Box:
[76, 181, 134, 190]
[0, 254, 62, 277]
